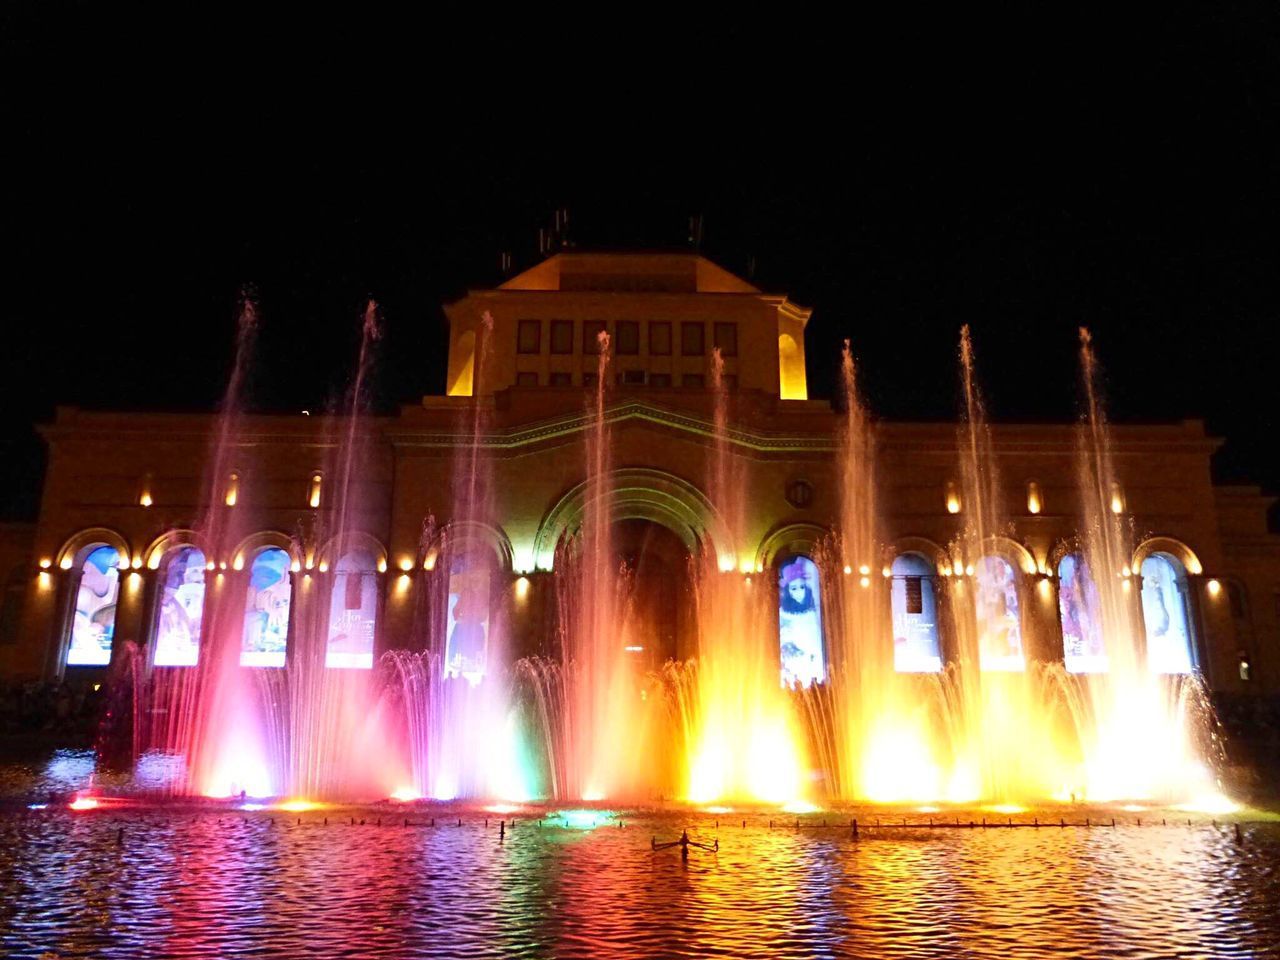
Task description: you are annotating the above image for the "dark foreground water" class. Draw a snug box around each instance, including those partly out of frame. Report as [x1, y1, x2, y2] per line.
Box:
[1, 754, 1278, 959]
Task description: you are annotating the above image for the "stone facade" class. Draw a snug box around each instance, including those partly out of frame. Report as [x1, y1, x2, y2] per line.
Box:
[4, 253, 1278, 698]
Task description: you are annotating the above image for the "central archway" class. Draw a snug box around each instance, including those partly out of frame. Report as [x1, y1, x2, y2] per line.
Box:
[533, 468, 733, 572]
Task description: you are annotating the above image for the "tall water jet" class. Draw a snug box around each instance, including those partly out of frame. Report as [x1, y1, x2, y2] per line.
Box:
[683, 348, 808, 805]
[945, 325, 1073, 800]
[1068, 327, 1219, 801]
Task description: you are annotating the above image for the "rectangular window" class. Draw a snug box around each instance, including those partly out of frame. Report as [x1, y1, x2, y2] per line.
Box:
[622, 369, 646, 385]
[550, 320, 574, 354]
[681, 322, 705, 356]
[714, 322, 738, 357]
[515, 372, 539, 386]
[549, 371, 572, 386]
[650, 321, 672, 355]
[583, 320, 606, 355]
[905, 577, 924, 615]
[616, 321, 640, 355]
[517, 319, 541, 354]
[650, 373, 672, 387]
[682, 373, 705, 388]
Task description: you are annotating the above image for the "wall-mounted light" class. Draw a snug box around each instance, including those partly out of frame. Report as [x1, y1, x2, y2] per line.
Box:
[859, 576, 871, 588]
[1206, 578, 1222, 598]
[225, 472, 240, 507]
[842, 564, 853, 576]
[377, 558, 387, 574]
[59, 556, 73, 570]
[317, 561, 329, 573]
[291, 560, 301, 573]
[1109, 481, 1125, 515]
[858, 564, 871, 576]
[37, 571, 51, 590]
[399, 557, 414, 573]
[945, 482, 961, 515]
[514, 576, 531, 601]
[232, 554, 244, 571]
[308, 473, 323, 509]
[1026, 481, 1042, 515]
[38, 558, 51, 570]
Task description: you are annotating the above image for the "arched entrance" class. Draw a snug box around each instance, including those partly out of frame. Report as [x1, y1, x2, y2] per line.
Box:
[612, 519, 694, 668]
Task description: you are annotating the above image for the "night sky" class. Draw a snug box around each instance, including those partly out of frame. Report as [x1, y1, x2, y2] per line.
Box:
[3, 7, 1279, 526]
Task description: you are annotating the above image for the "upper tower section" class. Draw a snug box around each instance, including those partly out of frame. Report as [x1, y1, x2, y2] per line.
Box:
[441, 252, 812, 400]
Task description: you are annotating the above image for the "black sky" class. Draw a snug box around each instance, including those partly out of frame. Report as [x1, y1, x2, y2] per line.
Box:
[3, 6, 1280, 525]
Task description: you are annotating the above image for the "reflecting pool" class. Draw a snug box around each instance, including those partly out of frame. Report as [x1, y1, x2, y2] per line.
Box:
[0, 760, 1276, 959]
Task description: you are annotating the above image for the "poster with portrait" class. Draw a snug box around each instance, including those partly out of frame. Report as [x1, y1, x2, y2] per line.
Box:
[445, 557, 489, 684]
[241, 548, 292, 667]
[1140, 556, 1194, 674]
[153, 546, 206, 667]
[779, 556, 826, 687]
[326, 553, 377, 669]
[66, 546, 120, 666]
[1058, 554, 1107, 674]
[976, 556, 1024, 672]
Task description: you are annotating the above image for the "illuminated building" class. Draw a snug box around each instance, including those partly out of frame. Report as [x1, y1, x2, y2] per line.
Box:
[0, 251, 1276, 702]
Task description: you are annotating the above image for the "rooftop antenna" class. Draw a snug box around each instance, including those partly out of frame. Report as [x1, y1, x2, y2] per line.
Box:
[688, 214, 704, 250]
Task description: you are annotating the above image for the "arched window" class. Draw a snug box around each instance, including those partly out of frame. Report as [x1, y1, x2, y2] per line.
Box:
[1058, 553, 1106, 673]
[445, 550, 491, 684]
[241, 547, 292, 667]
[891, 553, 942, 673]
[1140, 553, 1195, 674]
[778, 555, 826, 687]
[66, 546, 122, 666]
[327, 550, 378, 669]
[153, 546, 207, 666]
[976, 555, 1024, 671]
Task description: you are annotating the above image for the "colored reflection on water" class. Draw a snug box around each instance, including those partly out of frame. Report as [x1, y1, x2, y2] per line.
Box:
[0, 799, 1276, 959]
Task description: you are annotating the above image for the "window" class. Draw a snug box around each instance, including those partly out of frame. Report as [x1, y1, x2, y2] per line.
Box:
[622, 369, 646, 385]
[327, 550, 378, 669]
[650, 322, 672, 356]
[583, 321, 606, 355]
[1140, 554, 1195, 674]
[682, 373, 705, 388]
[891, 554, 942, 672]
[976, 555, 1024, 671]
[516, 372, 539, 386]
[681, 322, 705, 356]
[779, 556, 826, 687]
[649, 373, 672, 388]
[550, 320, 574, 355]
[616, 321, 640, 355]
[714, 322, 738, 357]
[153, 546, 207, 667]
[549, 372, 572, 386]
[445, 552, 490, 685]
[241, 548, 292, 667]
[517, 319, 541, 354]
[66, 546, 121, 666]
[1058, 554, 1105, 673]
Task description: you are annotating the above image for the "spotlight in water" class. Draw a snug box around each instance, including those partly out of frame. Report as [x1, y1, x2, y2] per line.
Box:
[389, 787, 421, 803]
[239, 803, 267, 812]
[1175, 794, 1239, 816]
[985, 804, 1025, 815]
[917, 805, 941, 813]
[278, 800, 318, 813]
[1120, 804, 1145, 812]
[69, 796, 99, 811]
[782, 800, 819, 814]
[555, 809, 612, 829]
[27, 803, 48, 810]
[703, 805, 733, 815]
[484, 803, 521, 815]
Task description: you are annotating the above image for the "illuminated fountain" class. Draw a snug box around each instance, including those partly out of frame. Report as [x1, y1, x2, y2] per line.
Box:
[94, 300, 1226, 812]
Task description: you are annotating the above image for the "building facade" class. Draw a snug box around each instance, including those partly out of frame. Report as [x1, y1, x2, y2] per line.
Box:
[3, 253, 1279, 702]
